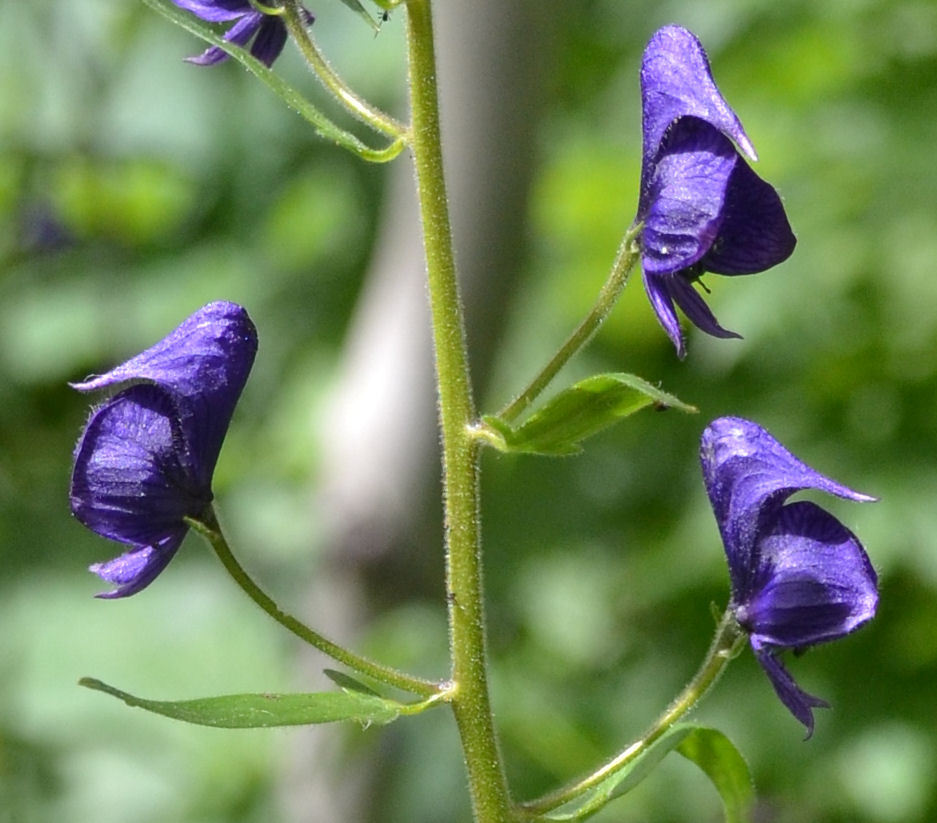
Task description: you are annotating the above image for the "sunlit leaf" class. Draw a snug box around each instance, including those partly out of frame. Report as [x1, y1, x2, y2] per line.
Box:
[79, 677, 401, 728]
[481, 373, 695, 456]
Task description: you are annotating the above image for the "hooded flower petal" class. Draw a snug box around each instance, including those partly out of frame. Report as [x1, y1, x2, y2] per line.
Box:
[699, 416, 877, 734]
[72, 300, 257, 489]
[71, 302, 257, 597]
[639, 24, 755, 188]
[700, 416, 874, 596]
[172, 0, 252, 22]
[636, 25, 795, 356]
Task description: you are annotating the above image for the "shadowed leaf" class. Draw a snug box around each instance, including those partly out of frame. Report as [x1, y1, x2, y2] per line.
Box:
[539, 725, 752, 821]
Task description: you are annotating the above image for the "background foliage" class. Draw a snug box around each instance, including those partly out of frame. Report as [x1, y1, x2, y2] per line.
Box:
[3, 1, 937, 821]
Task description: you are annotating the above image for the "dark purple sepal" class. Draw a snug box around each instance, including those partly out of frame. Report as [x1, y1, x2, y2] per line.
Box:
[744, 501, 878, 647]
[172, 1, 314, 68]
[701, 159, 796, 275]
[642, 269, 739, 358]
[640, 268, 687, 357]
[71, 385, 209, 546]
[71, 384, 209, 599]
[250, 15, 290, 67]
[669, 276, 740, 341]
[751, 639, 830, 739]
[640, 118, 737, 275]
[90, 535, 186, 599]
[185, 12, 264, 66]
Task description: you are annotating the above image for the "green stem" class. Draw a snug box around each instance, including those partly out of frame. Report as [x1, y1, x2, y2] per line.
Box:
[519, 608, 744, 818]
[188, 507, 439, 699]
[405, 2, 515, 821]
[282, 0, 408, 139]
[497, 222, 643, 425]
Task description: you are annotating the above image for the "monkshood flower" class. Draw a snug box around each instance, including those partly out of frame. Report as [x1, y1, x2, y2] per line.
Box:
[70, 302, 257, 598]
[700, 417, 877, 736]
[172, 1, 314, 67]
[637, 26, 796, 357]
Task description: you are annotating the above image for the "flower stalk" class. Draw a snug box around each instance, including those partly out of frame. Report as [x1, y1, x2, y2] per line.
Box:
[405, 1, 514, 820]
[497, 223, 642, 425]
[282, 0, 408, 138]
[187, 507, 440, 698]
[519, 609, 746, 818]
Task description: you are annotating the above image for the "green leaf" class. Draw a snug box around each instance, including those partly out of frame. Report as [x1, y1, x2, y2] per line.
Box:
[141, 0, 402, 163]
[481, 373, 695, 456]
[79, 677, 401, 728]
[676, 727, 754, 823]
[539, 725, 752, 822]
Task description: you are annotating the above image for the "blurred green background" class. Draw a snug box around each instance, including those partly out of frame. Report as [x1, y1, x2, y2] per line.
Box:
[3, 1, 937, 821]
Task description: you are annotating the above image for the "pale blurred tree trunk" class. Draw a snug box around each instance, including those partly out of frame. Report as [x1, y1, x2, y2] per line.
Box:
[283, 0, 562, 819]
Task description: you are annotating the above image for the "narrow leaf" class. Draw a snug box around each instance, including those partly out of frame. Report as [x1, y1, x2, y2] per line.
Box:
[337, 0, 379, 32]
[483, 373, 695, 456]
[677, 728, 754, 823]
[323, 668, 381, 696]
[141, 0, 402, 163]
[79, 677, 401, 728]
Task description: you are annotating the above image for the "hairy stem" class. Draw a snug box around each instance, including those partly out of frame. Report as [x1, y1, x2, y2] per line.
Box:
[188, 507, 439, 698]
[405, 1, 515, 820]
[519, 608, 745, 817]
[498, 222, 642, 425]
[282, 0, 408, 138]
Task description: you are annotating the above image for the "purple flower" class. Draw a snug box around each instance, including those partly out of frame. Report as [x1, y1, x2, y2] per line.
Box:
[637, 26, 796, 357]
[70, 302, 258, 598]
[700, 417, 878, 736]
[172, 1, 314, 67]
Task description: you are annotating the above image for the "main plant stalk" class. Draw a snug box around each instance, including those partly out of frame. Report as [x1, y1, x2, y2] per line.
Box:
[405, 1, 514, 820]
